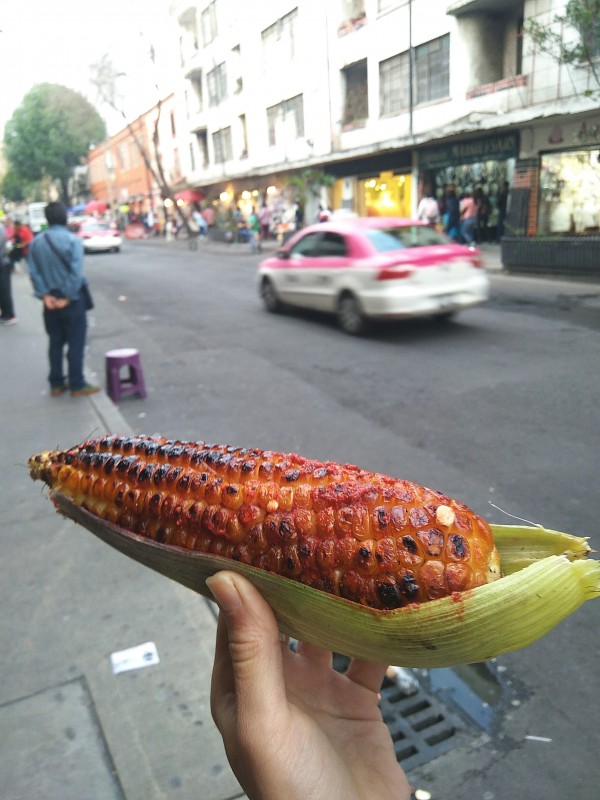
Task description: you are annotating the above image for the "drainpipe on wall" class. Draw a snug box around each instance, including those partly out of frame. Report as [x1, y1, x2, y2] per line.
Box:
[409, 0, 414, 139]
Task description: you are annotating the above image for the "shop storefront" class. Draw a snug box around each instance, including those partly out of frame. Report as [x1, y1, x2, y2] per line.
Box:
[501, 117, 600, 277]
[538, 148, 600, 235]
[419, 132, 519, 241]
[327, 151, 413, 218]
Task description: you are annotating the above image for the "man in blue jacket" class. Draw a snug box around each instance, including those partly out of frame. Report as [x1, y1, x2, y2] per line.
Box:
[28, 202, 99, 397]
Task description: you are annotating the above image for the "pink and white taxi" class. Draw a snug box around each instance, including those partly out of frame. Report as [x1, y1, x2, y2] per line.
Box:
[258, 217, 489, 334]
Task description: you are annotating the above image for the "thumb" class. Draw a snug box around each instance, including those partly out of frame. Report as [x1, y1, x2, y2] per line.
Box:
[207, 572, 288, 725]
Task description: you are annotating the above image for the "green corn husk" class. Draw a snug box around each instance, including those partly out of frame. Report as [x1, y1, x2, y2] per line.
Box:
[53, 493, 599, 667]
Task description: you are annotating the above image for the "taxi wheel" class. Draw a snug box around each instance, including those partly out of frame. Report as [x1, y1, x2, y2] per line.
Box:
[261, 278, 282, 313]
[337, 292, 367, 335]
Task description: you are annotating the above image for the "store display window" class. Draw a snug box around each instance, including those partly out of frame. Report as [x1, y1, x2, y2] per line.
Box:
[362, 174, 412, 216]
[538, 149, 600, 235]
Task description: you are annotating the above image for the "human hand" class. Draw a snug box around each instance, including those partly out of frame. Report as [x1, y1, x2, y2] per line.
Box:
[43, 295, 70, 310]
[207, 571, 411, 800]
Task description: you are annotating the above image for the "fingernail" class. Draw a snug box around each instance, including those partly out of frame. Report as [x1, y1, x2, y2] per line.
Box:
[206, 573, 242, 614]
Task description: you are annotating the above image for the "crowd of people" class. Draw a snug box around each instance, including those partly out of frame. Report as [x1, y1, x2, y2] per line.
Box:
[417, 181, 510, 246]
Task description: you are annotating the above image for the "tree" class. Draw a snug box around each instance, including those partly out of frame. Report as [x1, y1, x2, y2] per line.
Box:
[0, 166, 34, 203]
[90, 53, 194, 241]
[524, 0, 600, 98]
[286, 169, 335, 224]
[3, 84, 106, 207]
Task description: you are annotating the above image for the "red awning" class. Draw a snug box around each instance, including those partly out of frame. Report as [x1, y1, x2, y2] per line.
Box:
[174, 189, 204, 203]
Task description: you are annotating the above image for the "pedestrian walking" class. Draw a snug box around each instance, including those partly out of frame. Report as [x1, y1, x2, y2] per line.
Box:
[9, 219, 34, 273]
[247, 207, 261, 253]
[28, 202, 99, 397]
[192, 208, 208, 238]
[0, 218, 17, 325]
[416, 192, 440, 226]
[460, 191, 478, 246]
[258, 202, 271, 240]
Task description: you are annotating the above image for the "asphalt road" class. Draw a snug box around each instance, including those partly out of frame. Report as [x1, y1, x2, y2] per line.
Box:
[83, 238, 600, 800]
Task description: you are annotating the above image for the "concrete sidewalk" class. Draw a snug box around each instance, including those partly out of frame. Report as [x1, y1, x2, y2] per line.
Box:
[0, 275, 245, 800]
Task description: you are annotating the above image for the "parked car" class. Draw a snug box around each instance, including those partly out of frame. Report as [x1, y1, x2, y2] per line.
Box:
[76, 221, 122, 253]
[258, 217, 490, 334]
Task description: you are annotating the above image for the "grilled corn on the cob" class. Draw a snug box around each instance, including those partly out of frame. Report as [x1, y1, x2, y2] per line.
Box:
[29, 435, 600, 666]
[29, 434, 501, 610]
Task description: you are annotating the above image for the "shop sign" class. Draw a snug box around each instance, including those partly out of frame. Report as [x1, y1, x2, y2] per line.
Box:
[419, 133, 519, 170]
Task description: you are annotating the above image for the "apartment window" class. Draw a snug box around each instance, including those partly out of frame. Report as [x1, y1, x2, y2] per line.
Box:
[584, 18, 600, 57]
[117, 143, 129, 171]
[188, 71, 203, 113]
[232, 44, 243, 93]
[379, 52, 409, 115]
[262, 8, 298, 70]
[266, 94, 304, 146]
[207, 62, 227, 107]
[195, 129, 209, 167]
[342, 59, 368, 124]
[201, 1, 218, 46]
[212, 126, 232, 163]
[189, 141, 196, 172]
[414, 34, 449, 104]
[342, 0, 365, 18]
[130, 141, 139, 168]
[239, 113, 248, 158]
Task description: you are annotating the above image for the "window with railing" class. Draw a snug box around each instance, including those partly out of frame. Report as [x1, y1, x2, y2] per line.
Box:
[338, 0, 366, 35]
[414, 34, 450, 104]
[261, 8, 298, 70]
[379, 52, 409, 115]
[212, 127, 232, 163]
[201, 1, 218, 46]
[207, 62, 227, 107]
[266, 95, 304, 146]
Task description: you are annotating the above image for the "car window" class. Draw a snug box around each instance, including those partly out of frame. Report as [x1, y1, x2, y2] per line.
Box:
[83, 222, 110, 232]
[365, 225, 447, 251]
[315, 232, 347, 257]
[289, 232, 321, 257]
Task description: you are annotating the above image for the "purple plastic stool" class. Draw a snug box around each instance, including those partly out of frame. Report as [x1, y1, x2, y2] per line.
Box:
[105, 348, 147, 402]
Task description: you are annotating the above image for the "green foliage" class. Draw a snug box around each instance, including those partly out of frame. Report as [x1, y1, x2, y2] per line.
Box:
[524, 0, 600, 92]
[3, 84, 106, 203]
[286, 169, 335, 205]
[0, 167, 35, 203]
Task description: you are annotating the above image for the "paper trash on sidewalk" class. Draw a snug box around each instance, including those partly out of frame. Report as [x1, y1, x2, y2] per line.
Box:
[110, 641, 160, 675]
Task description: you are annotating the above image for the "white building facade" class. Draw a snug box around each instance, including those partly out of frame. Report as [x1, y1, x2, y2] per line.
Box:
[170, 0, 600, 272]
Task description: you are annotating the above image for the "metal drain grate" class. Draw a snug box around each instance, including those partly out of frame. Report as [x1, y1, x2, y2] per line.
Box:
[332, 655, 464, 771]
[379, 677, 462, 771]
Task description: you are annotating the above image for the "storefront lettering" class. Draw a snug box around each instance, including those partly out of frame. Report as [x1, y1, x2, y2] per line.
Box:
[420, 133, 519, 169]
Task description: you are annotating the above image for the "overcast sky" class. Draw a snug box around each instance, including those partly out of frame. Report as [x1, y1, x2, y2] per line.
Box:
[0, 1, 179, 136]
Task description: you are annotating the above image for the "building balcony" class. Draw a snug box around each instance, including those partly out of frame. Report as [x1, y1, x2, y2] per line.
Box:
[466, 74, 528, 100]
[338, 11, 367, 37]
[447, 0, 521, 15]
[465, 74, 530, 115]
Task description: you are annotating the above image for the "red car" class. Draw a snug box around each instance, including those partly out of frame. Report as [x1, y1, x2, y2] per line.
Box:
[258, 217, 489, 334]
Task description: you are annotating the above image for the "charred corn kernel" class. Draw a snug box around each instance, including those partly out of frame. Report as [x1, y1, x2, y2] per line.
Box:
[29, 435, 501, 610]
